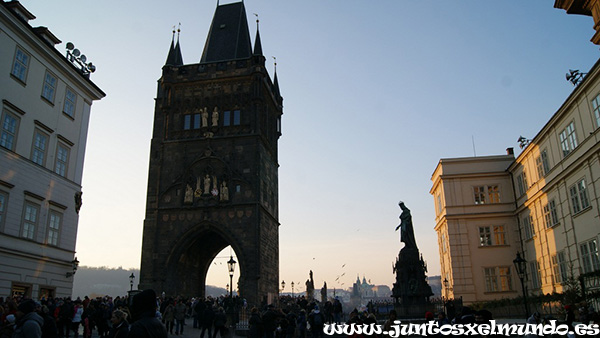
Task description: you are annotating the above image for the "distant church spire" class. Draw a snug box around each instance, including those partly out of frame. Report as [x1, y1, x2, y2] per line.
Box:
[165, 23, 184, 66]
[253, 13, 263, 56]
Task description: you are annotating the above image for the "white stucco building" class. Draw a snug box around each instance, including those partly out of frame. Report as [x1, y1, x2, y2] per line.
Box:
[0, 1, 104, 299]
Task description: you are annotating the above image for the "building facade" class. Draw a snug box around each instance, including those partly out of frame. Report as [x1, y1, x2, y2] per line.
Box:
[0, 1, 105, 299]
[431, 154, 518, 304]
[139, 1, 282, 306]
[432, 58, 600, 304]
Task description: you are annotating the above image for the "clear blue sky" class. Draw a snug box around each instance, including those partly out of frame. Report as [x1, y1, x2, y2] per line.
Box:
[21, 1, 599, 292]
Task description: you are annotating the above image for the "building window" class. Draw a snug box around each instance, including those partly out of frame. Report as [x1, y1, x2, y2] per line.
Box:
[193, 113, 201, 129]
[523, 214, 535, 240]
[0, 191, 7, 230]
[11, 47, 29, 82]
[570, 178, 590, 214]
[22, 202, 39, 240]
[31, 130, 49, 166]
[436, 194, 442, 215]
[479, 225, 506, 246]
[540, 150, 550, 174]
[559, 122, 578, 157]
[580, 239, 600, 274]
[552, 251, 568, 284]
[441, 232, 447, 253]
[484, 267, 512, 292]
[474, 186, 486, 204]
[529, 261, 541, 289]
[183, 115, 191, 130]
[0, 111, 20, 151]
[488, 185, 500, 203]
[223, 111, 231, 126]
[543, 199, 559, 228]
[46, 211, 62, 246]
[592, 94, 600, 129]
[233, 110, 241, 125]
[41, 72, 57, 103]
[536, 150, 550, 179]
[63, 88, 77, 118]
[54, 143, 70, 177]
[517, 171, 528, 196]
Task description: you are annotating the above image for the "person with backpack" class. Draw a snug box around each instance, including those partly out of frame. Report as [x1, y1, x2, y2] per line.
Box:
[308, 305, 324, 338]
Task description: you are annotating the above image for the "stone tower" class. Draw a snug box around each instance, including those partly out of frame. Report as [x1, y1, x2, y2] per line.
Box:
[138, 1, 282, 306]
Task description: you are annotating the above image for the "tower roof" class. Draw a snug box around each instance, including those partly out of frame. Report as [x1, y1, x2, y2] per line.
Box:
[200, 1, 252, 63]
[253, 19, 263, 56]
[165, 29, 184, 66]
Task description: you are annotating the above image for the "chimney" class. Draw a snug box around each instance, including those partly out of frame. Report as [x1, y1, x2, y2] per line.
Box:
[506, 147, 514, 156]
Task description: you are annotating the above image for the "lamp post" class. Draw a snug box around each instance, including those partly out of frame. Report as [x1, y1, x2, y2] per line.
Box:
[227, 256, 237, 297]
[66, 257, 79, 278]
[291, 281, 295, 297]
[281, 280, 286, 296]
[129, 273, 135, 291]
[513, 251, 530, 318]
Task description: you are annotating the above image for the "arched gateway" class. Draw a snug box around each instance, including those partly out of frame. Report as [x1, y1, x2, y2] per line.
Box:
[138, 1, 282, 306]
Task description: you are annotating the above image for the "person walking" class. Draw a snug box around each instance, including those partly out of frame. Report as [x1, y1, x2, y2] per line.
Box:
[199, 304, 214, 338]
[13, 300, 43, 338]
[173, 300, 186, 335]
[248, 307, 262, 338]
[162, 301, 174, 335]
[71, 301, 83, 338]
[212, 307, 227, 338]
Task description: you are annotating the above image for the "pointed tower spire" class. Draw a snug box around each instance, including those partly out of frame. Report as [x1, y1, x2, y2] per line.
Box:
[272, 56, 281, 99]
[165, 24, 184, 66]
[253, 13, 263, 56]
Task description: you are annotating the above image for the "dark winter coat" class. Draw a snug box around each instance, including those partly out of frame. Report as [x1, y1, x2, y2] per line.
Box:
[128, 312, 167, 338]
[13, 312, 44, 338]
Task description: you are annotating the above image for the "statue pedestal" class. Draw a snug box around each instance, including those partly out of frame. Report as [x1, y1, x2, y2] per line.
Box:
[392, 246, 433, 317]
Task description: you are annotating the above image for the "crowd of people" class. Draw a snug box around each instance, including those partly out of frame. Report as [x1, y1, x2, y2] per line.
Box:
[0, 293, 348, 338]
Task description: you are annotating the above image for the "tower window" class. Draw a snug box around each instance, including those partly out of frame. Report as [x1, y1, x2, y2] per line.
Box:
[233, 110, 241, 125]
[223, 111, 231, 126]
[194, 113, 201, 129]
[184, 115, 191, 130]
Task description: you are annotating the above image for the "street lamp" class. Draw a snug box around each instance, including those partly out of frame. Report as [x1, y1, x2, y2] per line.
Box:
[513, 251, 530, 318]
[281, 280, 286, 294]
[291, 281, 295, 297]
[227, 255, 237, 297]
[129, 273, 135, 291]
[66, 257, 79, 278]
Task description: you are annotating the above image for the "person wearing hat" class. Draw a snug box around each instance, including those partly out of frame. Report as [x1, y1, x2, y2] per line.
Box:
[13, 299, 44, 338]
[128, 290, 167, 338]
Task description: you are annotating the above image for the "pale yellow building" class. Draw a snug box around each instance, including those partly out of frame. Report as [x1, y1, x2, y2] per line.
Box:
[432, 57, 600, 304]
[431, 153, 519, 304]
[511, 57, 600, 297]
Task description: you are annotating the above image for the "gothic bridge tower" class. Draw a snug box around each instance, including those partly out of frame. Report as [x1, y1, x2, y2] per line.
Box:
[139, 1, 282, 306]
